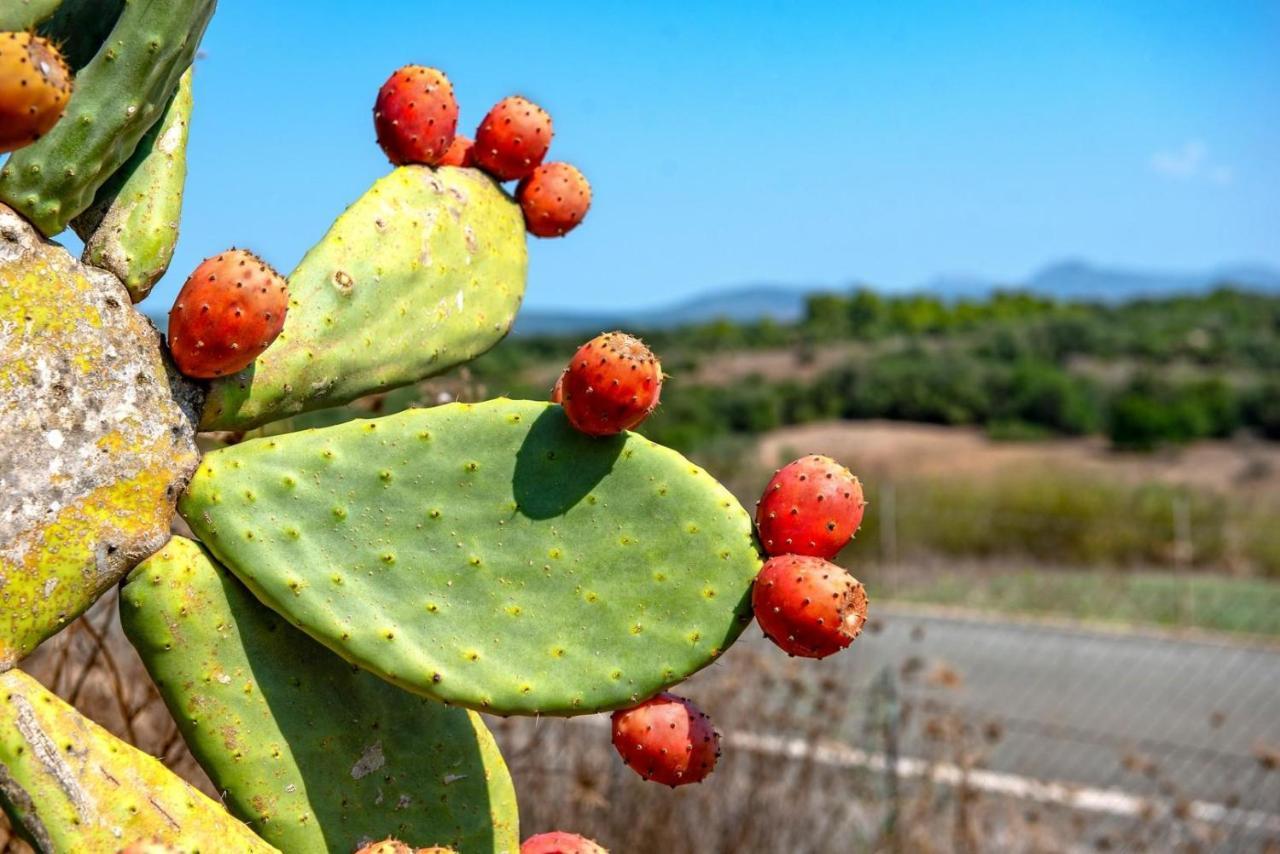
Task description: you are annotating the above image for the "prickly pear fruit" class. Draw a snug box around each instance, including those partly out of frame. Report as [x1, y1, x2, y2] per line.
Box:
[559, 331, 662, 436]
[610, 692, 720, 787]
[521, 831, 609, 854]
[438, 134, 474, 167]
[752, 555, 868, 658]
[354, 839, 412, 854]
[518, 162, 591, 238]
[168, 249, 289, 379]
[474, 95, 552, 180]
[118, 842, 181, 854]
[756, 455, 866, 558]
[550, 372, 564, 403]
[0, 31, 72, 154]
[374, 65, 458, 166]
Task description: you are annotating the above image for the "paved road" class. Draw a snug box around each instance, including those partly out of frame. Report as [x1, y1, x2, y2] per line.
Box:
[790, 603, 1280, 836]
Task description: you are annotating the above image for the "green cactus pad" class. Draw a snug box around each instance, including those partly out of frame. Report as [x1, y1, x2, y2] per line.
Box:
[180, 400, 761, 716]
[121, 537, 520, 854]
[0, 669, 274, 853]
[0, 0, 214, 236]
[0, 0, 63, 30]
[73, 66, 193, 301]
[199, 166, 527, 431]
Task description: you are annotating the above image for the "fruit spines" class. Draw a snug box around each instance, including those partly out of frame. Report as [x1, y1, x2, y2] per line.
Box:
[73, 66, 193, 301]
[168, 248, 289, 379]
[752, 554, 868, 658]
[558, 331, 663, 436]
[0, 0, 214, 235]
[0, 31, 72, 154]
[518, 162, 591, 238]
[474, 95, 552, 181]
[374, 65, 459, 166]
[755, 455, 866, 558]
[610, 692, 720, 786]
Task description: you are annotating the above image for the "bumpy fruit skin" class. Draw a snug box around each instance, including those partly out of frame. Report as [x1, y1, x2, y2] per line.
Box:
[474, 95, 552, 180]
[521, 832, 608, 854]
[438, 134, 474, 167]
[559, 331, 662, 436]
[118, 843, 181, 854]
[354, 839, 413, 854]
[756, 455, 866, 557]
[168, 249, 289, 379]
[518, 162, 591, 238]
[752, 555, 868, 659]
[610, 692, 720, 787]
[374, 65, 458, 166]
[0, 31, 72, 153]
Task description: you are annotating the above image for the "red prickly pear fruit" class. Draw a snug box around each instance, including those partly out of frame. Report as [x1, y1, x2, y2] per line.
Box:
[353, 839, 413, 854]
[473, 95, 552, 181]
[550, 372, 564, 403]
[752, 555, 868, 659]
[168, 249, 289, 379]
[559, 331, 662, 436]
[756, 455, 865, 558]
[0, 32, 73, 154]
[517, 162, 591, 238]
[610, 692, 720, 787]
[438, 134, 474, 167]
[520, 832, 608, 854]
[373, 65, 458, 166]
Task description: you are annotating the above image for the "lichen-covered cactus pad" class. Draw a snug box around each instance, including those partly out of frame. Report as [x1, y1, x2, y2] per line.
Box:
[200, 166, 527, 431]
[121, 537, 520, 854]
[0, 669, 275, 853]
[180, 400, 761, 715]
[0, 203, 201, 671]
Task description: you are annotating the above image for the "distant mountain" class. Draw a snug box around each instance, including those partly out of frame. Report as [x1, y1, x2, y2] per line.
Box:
[514, 285, 809, 335]
[922, 259, 1280, 302]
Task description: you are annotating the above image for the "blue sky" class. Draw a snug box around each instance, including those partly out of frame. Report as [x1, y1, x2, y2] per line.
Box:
[61, 1, 1280, 309]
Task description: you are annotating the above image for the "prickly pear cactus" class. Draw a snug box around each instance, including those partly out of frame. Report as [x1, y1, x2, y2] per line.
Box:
[0, 2, 819, 849]
[122, 537, 520, 854]
[0, 669, 274, 853]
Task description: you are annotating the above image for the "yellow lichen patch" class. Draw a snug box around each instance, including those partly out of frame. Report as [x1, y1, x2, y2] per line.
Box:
[0, 462, 179, 669]
[0, 670, 275, 853]
[1, 204, 201, 670]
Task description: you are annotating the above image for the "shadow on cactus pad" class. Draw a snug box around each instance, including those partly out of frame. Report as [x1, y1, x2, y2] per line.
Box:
[121, 537, 519, 854]
[178, 399, 762, 716]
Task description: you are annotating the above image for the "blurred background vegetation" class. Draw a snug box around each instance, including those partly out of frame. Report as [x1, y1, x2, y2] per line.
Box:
[223, 285, 1280, 635]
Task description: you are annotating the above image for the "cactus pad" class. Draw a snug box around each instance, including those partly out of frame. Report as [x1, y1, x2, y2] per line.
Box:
[0, 0, 213, 235]
[200, 166, 527, 431]
[0, 669, 274, 853]
[121, 537, 520, 854]
[179, 400, 761, 715]
[73, 66, 193, 302]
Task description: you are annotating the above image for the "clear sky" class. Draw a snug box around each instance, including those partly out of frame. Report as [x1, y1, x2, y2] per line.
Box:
[64, 1, 1280, 310]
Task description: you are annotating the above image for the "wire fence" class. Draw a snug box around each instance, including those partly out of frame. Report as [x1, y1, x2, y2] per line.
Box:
[3, 577, 1279, 852]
